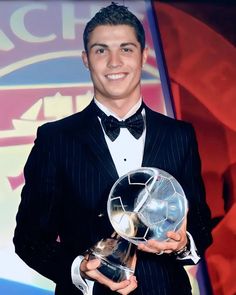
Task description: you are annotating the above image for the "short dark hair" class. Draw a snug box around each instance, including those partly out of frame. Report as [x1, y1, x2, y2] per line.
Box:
[83, 2, 146, 52]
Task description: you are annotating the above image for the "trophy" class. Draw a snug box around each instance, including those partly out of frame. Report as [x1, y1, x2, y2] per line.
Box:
[88, 232, 136, 282]
[88, 167, 188, 282]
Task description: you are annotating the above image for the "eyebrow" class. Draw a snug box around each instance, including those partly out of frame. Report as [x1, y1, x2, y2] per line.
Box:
[89, 43, 108, 50]
[89, 42, 138, 50]
[120, 42, 138, 48]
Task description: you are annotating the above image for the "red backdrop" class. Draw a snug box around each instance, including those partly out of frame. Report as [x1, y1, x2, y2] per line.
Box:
[154, 2, 236, 295]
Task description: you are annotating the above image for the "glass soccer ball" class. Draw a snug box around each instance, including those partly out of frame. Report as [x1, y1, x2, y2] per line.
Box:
[107, 167, 188, 244]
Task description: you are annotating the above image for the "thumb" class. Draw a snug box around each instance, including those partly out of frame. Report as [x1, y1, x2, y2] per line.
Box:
[87, 257, 101, 270]
[81, 257, 101, 272]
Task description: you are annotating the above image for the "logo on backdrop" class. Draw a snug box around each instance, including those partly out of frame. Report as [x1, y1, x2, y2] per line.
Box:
[0, 1, 162, 191]
[0, 2, 163, 291]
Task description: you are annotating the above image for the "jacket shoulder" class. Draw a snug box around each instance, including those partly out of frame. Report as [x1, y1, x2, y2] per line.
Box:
[37, 103, 93, 137]
[146, 106, 194, 132]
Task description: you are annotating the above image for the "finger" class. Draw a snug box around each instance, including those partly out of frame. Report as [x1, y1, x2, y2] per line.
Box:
[179, 216, 187, 231]
[138, 239, 180, 254]
[146, 239, 168, 248]
[145, 239, 181, 250]
[81, 259, 134, 291]
[137, 242, 158, 253]
[80, 257, 101, 272]
[137, 240, 167, 254]
[166, 232, 188, 252]
[116, 276, 138, 295]
[100, 277, 132, 292]
[167, 231, 182, 242]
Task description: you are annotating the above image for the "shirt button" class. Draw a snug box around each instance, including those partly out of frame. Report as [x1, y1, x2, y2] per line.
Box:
[78, 284, 84, 291]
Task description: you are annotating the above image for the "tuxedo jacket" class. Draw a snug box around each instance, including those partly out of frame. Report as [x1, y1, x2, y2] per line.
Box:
[13, 101, 212, 295]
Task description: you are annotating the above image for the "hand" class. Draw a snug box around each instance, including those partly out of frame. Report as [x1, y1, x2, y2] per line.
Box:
[137, 217, 188, 255]
[80, 255, 138, 294]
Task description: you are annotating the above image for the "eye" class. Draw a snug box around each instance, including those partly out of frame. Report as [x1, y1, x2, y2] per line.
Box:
[96, 48, 106, 54]
[122, 47, 133, 53]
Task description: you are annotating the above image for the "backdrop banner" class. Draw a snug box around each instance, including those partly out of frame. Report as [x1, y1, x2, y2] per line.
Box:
[0, 1, 201, 294]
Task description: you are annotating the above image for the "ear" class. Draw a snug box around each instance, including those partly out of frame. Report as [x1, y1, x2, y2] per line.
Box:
[142, 47, 149, 67]
[82, 50, 89, 69]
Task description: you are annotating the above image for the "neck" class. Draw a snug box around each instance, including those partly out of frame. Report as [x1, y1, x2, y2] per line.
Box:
[95, 97, 141, 118]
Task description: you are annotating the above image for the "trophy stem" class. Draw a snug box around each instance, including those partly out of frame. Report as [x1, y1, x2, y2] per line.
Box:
[88, 233, 137, 282]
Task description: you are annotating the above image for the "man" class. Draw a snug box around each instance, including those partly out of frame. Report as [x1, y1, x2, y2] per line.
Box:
[13, 3, 212, 295]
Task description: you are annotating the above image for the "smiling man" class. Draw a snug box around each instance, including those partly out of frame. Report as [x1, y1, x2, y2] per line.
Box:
[82, 24, 148, 117]
[13, 3, 212, 295]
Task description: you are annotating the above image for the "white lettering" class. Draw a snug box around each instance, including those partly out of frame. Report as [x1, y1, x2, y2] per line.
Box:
[62, 3, 87, 40]
[10, 4, 56, 43]
[0, 30, 15, 51]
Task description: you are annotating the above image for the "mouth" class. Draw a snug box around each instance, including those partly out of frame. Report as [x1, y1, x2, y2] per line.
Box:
[105, 73, 127, 80]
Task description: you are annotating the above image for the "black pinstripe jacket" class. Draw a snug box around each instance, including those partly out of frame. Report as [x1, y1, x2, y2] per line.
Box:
[13, 101, 212, 295]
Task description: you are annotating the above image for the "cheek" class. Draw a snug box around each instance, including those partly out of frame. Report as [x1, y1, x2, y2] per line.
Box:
[89, 66, 101, 77]
[130, 59, 143, 72]
[89, 63, 105, 77]
[89, 56, 106, 67]
[89, 69, 105, 86]
[132, 66, 142, 77]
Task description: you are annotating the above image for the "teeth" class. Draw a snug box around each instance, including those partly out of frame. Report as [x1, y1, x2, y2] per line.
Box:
[106, 73, 126, 80]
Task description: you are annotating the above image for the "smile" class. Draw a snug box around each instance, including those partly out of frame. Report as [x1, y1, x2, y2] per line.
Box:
[106, 73, 127, 80]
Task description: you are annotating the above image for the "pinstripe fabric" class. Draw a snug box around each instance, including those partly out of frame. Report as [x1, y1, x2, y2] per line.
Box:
[13, 101, 212, 295]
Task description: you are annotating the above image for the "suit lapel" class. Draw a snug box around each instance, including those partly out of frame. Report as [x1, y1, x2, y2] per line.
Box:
[78, 102, 170, 182]
[142, 106, 170, 167]
[79, 102, 118, 183]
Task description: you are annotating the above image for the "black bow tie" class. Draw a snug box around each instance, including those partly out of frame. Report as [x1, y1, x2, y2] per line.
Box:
[94, 103, 144, 141]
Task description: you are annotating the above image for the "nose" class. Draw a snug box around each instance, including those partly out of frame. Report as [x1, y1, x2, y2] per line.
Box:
[107, 51, 122, 69]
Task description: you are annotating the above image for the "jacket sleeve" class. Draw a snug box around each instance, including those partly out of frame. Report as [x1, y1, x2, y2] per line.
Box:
[13, 125, 75, 287]
[180, 124, 212, 258]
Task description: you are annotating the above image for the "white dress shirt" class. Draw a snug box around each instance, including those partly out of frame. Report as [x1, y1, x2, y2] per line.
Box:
[71, 99, 200, 294]
[95, 98, 146, 177]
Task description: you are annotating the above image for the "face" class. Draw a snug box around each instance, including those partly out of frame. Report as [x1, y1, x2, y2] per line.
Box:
[82, 25, 148, 108]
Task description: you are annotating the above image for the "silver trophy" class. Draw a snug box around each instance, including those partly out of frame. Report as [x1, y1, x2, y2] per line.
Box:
[88, 232, 136, 282]
[88, 167, 188, 281]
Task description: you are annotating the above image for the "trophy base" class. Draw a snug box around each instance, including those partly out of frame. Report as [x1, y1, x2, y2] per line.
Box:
[90, 253, 134, 282]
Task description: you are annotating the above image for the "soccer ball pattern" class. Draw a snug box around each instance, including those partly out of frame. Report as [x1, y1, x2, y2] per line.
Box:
[107, 167, 188, 244]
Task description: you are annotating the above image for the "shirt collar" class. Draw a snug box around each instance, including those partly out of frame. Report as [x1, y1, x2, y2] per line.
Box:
[94, 98, 143, 120]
